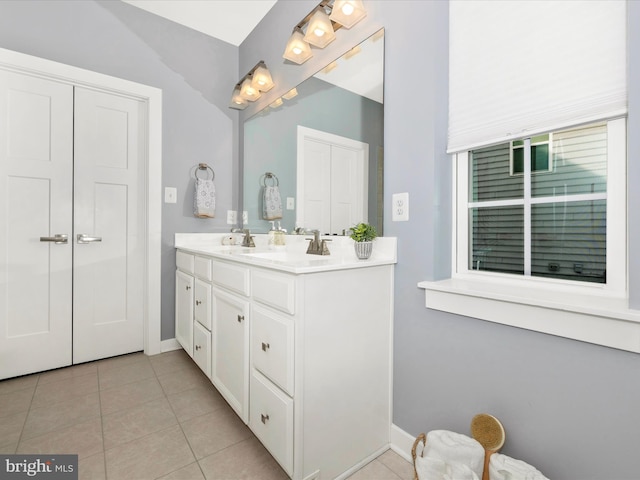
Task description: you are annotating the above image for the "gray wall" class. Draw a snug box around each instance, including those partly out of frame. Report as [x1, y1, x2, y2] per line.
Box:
[0, 0, 240, 340]
[240, 1, 640, 478]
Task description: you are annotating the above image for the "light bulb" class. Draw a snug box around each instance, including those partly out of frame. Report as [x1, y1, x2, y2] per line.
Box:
[293, 46, 302, 55]
[342, 3, 354, 15]
[314, 28, 325, 37]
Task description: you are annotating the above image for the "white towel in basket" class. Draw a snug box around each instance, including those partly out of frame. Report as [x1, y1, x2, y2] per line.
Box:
[489, 453, 549, 480]
[194, 178, 215, 218]
[415, 456, 480, 480]
[422, 430, 485, 480]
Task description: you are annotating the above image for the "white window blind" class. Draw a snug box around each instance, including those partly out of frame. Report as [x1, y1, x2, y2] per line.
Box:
[448, 0, 627, 153]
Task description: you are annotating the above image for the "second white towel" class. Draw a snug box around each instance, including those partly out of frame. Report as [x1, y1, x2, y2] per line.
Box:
[489, 453, 549, 480]
[420, 430, 485, 480]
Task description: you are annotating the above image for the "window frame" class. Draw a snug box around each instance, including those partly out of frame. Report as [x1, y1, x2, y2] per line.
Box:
[419, 118, 639, 353]
[454, 118, 627, 296]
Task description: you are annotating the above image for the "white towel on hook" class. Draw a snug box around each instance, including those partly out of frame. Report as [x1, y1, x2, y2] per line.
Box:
[263, 185, 283, 220]
[194, 178, 215, 218]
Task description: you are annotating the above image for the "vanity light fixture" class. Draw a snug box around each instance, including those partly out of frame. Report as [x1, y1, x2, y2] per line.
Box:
[229, 85, 248, 110]
[322, 61, 338, 74]
[344, 44, 362, 60]
[283, 27, 313, 64]
[330, 0, 367, 28]
[240, 77, 261, 102]
[229, 61, 274, 110]
[283, 0, 366, 65]
[303, 7, 336, 48]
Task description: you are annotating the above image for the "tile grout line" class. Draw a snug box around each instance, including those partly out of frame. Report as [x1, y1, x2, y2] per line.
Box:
[156, 359, 209, 480]
[13, 373, 42, 455]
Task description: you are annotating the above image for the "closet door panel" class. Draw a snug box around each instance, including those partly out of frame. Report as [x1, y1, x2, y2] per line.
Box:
[0, 70, 73, 379]
[73, 88, 145, 363]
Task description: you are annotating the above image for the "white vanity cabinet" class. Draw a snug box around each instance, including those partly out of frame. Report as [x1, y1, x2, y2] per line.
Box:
[175, 251, 212, 377]
[175, 237, 395, 480]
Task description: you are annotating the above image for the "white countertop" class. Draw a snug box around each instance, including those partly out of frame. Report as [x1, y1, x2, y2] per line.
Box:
[175, 233, 397, 274]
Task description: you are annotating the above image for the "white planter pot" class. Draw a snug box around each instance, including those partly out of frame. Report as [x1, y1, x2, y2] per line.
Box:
[354, 241, 373, 260]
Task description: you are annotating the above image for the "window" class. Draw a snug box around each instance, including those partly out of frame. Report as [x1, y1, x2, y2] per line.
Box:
[456, 118, 626, 293]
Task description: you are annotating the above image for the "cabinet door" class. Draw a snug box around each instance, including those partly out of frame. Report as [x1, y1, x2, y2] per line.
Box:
[194, 278, 212, 330]
[193, 321, 211, 378]
[175, 270, 194, 356]
[212, 288, 249, 423]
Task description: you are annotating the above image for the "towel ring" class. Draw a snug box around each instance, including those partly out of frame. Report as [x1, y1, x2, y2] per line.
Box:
[195, 163, 215, 180]
[262, 172, 279, 187]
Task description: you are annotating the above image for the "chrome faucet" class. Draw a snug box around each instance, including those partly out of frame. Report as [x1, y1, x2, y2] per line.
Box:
[241, 229, 255, 247]
[306, 230, 331, 255]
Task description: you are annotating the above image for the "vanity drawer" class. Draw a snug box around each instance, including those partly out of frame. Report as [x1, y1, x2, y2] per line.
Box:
[194, 255, 212, 281]
[193, 321, 211, 379]
[176, 250, 194, 274]
[250, 369, 294, 476]
[252, 269, 295, 315]
[212, 261, 250, 296]
[251, 305, 294, 396]
[194, 278, 212, 330]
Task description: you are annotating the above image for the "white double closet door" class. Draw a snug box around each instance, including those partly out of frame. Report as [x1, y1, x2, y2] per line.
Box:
[0, 70, 145, 379]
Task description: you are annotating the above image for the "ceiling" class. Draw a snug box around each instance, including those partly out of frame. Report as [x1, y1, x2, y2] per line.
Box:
[121, 0, 278, 46]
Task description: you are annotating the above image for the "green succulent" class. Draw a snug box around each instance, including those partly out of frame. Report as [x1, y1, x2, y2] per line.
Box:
[349, 222, 378, 242]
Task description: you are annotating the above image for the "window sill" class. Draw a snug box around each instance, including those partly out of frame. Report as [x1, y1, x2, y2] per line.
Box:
[417, 276, 640, 353]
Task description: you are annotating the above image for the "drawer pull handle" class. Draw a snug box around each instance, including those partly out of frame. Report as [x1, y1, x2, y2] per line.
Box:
[261, 414, 270, 424]
[196, 300, 201, 306]
[261, 342, 270, 352]
[237, 314, 244, 323]
[186, 285, 191, 291]
[195, 345, 201, 351]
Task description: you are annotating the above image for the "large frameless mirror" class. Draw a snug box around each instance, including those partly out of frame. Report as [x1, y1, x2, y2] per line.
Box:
[242, 28, 384, 235]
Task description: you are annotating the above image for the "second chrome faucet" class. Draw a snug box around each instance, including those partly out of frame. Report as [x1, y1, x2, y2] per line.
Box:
[306, 230, 331, 255]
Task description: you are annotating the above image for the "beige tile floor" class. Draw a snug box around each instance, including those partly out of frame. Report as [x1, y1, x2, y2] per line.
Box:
[0, 350, 414, 480]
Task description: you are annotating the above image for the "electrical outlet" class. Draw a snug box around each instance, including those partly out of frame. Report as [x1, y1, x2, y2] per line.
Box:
[286, 197, 295, 210]
[164, 187, 177, 204]
[392, 192, 409, 221]
[242, 211, 248, 224]
[226, 210, 237, 225]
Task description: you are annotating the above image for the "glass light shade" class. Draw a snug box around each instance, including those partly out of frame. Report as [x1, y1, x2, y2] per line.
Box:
[282, 88, 298, 100]
[322, 61, 338, 74]
[251, 64, 274, 92]
[303, 9, 336, 48]
[270, 98, 283, 108]
[330, 0, 366, 28]
[229, 86, 248, 110]
[283, 29, 313, 64]
[240, 77, 261, 101]
[344, 45, 362, 60]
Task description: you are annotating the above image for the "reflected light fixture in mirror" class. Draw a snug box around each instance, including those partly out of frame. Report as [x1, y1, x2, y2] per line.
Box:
[229, 61, 274, 110]
[303, 7, 336, 48]
[330, 0, 367, 28]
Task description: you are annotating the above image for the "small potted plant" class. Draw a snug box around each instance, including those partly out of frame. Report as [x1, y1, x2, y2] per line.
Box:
[349, 222, 378, 259]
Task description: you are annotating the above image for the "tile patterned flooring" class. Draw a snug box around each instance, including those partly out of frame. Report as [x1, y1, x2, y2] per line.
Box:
[0, 350, 414, 480]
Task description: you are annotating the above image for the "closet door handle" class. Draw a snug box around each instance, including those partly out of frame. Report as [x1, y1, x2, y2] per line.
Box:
[40, 234, 68, 244]
[77, 234, 102, 244]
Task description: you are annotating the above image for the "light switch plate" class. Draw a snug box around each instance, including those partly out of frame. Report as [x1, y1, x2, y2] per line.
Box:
[286, 197, 295, 210]
[392, 192, 409, 221]
[164, 187, 177, 204]
[226, 210, 237, 225]
[242, 211, 248, 224]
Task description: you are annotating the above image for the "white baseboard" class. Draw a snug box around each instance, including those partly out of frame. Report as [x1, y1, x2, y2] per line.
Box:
[389, 423, 417, 463]
[160, 338, 181, 353]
